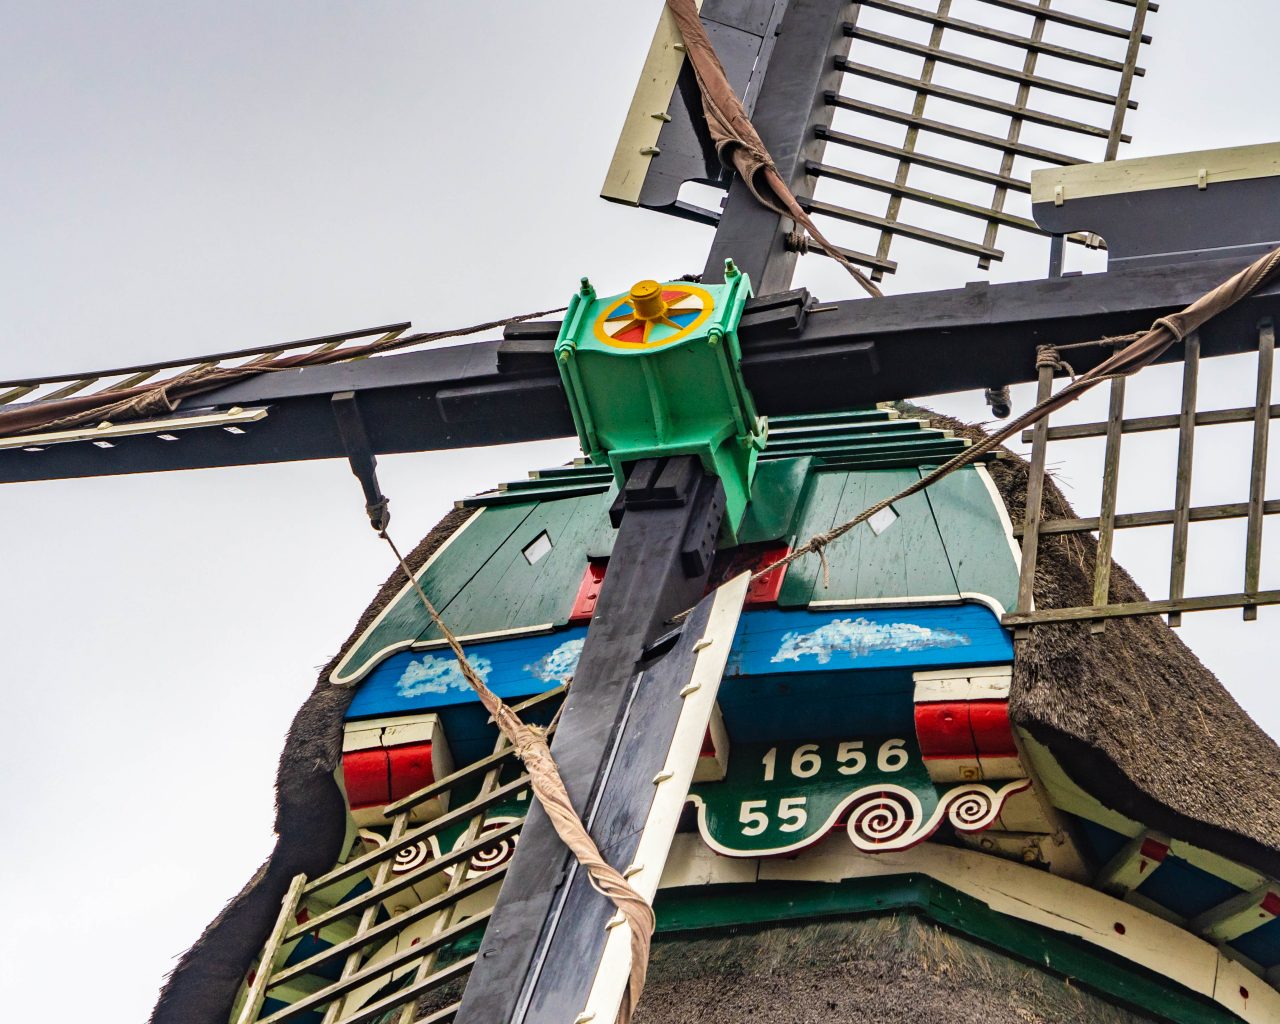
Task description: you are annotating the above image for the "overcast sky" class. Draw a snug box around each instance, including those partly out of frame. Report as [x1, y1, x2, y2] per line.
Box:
[2, 3, 1279, 1021]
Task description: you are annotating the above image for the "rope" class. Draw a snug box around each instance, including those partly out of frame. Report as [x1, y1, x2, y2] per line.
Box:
[665, 0, 883, 299]
[377, 529, 654, 1024]
[0, 306, 566, 439]
[746, 243, 1280, 589]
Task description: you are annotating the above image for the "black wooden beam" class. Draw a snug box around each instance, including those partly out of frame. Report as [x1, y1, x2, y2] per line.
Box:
[702, 0, 855, 290]
[3, 253, 1278, 485]
[455, 457, 724, 1024]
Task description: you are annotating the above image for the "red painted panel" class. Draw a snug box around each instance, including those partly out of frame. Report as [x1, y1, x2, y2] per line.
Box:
[1139, 836, 1171, 863]
[387, 742, 435, 803]
[1261, 890, 1280, 917]
[745, 544, 791, 606]
[969, 701, 1017, 756]
[343, 748, 390, 808]
[569, 561, 608, 623]
[700, 729, 716, 757]
[914, 702, 974, 756]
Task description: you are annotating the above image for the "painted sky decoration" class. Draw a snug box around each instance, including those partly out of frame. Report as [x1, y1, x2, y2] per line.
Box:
[770, 616, 970, 665]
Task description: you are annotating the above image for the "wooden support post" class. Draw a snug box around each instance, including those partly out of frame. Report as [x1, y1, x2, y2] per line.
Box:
[235, 873, 308, 1024]
[1013, 356, 1056, 639]
[1091, 376, 1127, 634]
[1190, 884, 1280, 943]
[1093, 831, 1170, 897]
[1244, 319, 1275, 620]
[1168, 331, 1200, 627]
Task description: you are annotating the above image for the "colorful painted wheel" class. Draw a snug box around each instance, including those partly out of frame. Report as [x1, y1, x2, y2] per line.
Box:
[592, 279, 715, 350]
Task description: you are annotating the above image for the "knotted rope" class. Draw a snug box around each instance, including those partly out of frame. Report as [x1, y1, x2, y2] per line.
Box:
[746, 243, 1280, 589]
[378, 530, 654, 1024]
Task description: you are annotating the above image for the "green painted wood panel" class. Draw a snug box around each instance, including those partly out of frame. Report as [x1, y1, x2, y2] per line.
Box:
[919, 465, 1020, 614]
[738, 457, 812, 544]
[777, 470, 851, 607]
[420, 491, 615, 642]
[818, 468, 960, 603]
[334, 504, 536, 683]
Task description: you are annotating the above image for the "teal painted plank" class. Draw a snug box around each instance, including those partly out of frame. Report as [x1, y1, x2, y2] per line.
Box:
[509, 490, 618, 628]
[777, 470, 850, 607]
[769, 409, 894, 428]
[421, 496, 591, 642]
[820, 469, 961, 602]
[920, 465, 1020, 614]
[334, 504, 536, 683]
[738, 457, 812, 544]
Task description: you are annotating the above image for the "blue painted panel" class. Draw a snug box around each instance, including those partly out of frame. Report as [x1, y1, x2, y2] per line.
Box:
[347, 627, 588, 720]
[1230, 915, 1280, 968]
[718, 604, 1010, 744]
[726, 604, 1012, 677]
[347, 605, 1011, 755]
[1138, 854, 1244, 918]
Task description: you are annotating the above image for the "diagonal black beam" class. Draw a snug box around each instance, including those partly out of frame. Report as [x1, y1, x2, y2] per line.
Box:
[455, 456, 725, 1024]
[3, 253, 1278, 485]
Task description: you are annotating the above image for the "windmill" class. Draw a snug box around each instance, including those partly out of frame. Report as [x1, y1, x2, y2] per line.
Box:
[6, 3, 1280, 1024]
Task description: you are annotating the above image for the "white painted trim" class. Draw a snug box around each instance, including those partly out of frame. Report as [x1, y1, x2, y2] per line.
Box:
[1031, 142, 1280, 204]
[404, 623, 555, 653]
[913, 664, 1012, 702]
[599, 0, 704, 205]
[657, 834, 1280, 1023]
[975, 464, 1025, 575]
[577, 573, 749, 1024]
[808, 592, 1008, 617]
[0, 404, 269, 449]
[329, 509, 482, 687]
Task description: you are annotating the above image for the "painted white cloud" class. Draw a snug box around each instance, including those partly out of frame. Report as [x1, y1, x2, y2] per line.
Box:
[396, 652, 493, 698]
[525, 638, 584, 683]
[771, 617, 969, 665]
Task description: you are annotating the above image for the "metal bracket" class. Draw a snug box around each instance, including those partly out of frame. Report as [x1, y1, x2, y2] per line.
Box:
[331, 391, 389, 531]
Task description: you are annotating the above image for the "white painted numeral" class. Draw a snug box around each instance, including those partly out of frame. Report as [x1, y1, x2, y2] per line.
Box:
[760, 747, 777, 782]
[836, 740, 866, 775]
[791, 743, 821, 779]
[777, 796, 808, 833]
[739, 799, 769, 836]
[877, 738, 909, 773]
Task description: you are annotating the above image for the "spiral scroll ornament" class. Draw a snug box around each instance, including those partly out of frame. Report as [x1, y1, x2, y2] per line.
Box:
[944, 785, 1005, 833]
[467, 817, 521, 872]
[846, 788, 924, 848]
[391, 840, 432, 874]
[844, 779, 1031, 853]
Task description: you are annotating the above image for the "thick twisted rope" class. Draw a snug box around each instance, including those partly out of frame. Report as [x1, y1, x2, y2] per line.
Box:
[378, 530, 654, 1024]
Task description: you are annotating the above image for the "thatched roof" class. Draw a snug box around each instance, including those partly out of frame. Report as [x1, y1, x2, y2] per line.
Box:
[152, 410, 1280, 1022]
[632, 915, 1161, 1024]
[149, 509, 473, 1024]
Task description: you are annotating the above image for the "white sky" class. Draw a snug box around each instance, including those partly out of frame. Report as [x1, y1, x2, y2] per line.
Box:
[2, 3, 1278, 1022]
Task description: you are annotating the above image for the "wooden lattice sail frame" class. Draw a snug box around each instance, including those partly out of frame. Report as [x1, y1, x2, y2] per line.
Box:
[604, 0, 1154, 280]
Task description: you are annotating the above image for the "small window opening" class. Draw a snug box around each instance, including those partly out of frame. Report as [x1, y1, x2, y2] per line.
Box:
[868, 505, 899, 536]
[523, 531, 553, 565]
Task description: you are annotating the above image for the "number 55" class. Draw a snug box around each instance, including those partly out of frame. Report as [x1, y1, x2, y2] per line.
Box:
[739, 799, 769, 836]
